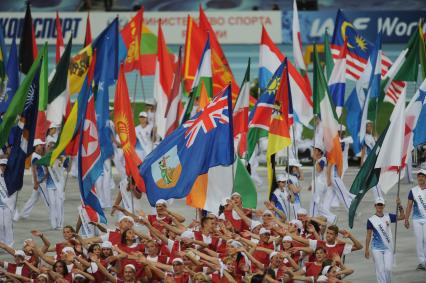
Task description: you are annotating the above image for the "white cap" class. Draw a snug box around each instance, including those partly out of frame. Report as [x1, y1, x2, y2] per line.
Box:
[119, 215, 134, 223]
[46, 135, 56, 145]
[37, 274, 49, 279]
[75, 273, 85, 279]
[289, 159, 302, 167]
[282, 236, 293, 242]
[50, 123, 62, 128]
[366, 120, 373, 125]
[375, 197, 385, 205]
[313, 142, 325, 152]
[416, 168, 426, 176]
[289, 219, 303, 230]
[263, 209, 273, 216]
[276, 174, 288, 182]
[339, 125, 346, 131]
[109, 105, 114, 111]
[155, 199, 167, 206]
[139, 111, 148, 118]
[228, 240, 243, 248]
[259, 228, 271, 235]
[269, 251, 278, 260]
[297, 208, 308, 215]
[172, 258, 184, 264]
[221, 197, 230, 206]
[0, 158, 7, 165]
[231, 192, 241, 198]
[33, 139, 45, 147]
[144, 98, 155, 106]
[14, 250, 25, 257]
[180, 230, 194, 239]
[317, 275, 328, 282]
[62, 247, 75, 254]
[124, 264, 136, 271]
[101, 241, 113, 249]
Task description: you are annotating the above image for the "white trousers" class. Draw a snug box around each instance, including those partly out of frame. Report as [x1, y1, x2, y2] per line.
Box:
[0, 206, 13, 246]
[372, 249, 393, 283]
[47, 188, 64, 229]
[310, 180, 337, 224]
[330, 177, 354, 212]
[413, 220, 426, 265]
[95, 159, 114, 208]
[20, 186, 50, 218]
[113, 148, 127, 182]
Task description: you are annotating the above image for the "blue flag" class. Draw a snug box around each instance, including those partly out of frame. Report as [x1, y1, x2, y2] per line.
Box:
[93, 18, 127, 161]
[0, 38, 19, 113]
[414, 84, 426, 147]
[4, 69, 39, 196]
[140, 86, 234, 206]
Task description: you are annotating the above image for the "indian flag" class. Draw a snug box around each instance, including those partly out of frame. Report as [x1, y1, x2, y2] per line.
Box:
[313, 45, 343, 176]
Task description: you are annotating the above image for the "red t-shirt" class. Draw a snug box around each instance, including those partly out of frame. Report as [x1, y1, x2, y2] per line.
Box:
[309, 239, 352, 259]
[304, 261, 323, 281]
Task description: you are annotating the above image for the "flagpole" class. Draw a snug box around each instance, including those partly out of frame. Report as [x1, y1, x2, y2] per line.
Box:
[131, 72, 138, 214]
[291, 125, 297, 161]
[393, 166, 401, 255]
[313, 115, 317, 196]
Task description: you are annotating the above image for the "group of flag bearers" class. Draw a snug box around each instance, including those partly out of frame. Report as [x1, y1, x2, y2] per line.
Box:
[0, 1, 425, 282]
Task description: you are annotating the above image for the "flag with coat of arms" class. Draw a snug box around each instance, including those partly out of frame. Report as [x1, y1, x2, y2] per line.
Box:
[139, 85, 234, 206]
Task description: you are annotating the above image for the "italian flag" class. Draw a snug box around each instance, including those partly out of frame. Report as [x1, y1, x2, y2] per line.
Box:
[153, 23, 175, 139]
[313, 45, 343, 176]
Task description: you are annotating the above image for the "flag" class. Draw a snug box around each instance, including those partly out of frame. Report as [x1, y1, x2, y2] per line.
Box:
[259, 27, 312, 127]
[324, 29, 335, 81]
[0, 38, 18, 114]
[55, 12, 65, 64]
[348, 125, 389, 228]
[183, 15, 207, 93]
[19, 3, 37, 74]
[34, 43, 49, 141]
[46, 38, 72, 127]
[94, 19, 127, 161]
[121, 7, 143, 72]
[4, 65, 40, 196]
[114, 65, 146, 192]
[266, 58, 292, 193]
[186, 155, 256, 211]
[78, 89, 106, 223]
[153, 22, 175, 139]
[328, 41, 347, 117]
[292, 0, 312, 100]
[233, 58, 251, 158]
[164, 46, 184, 137]
[139, 24, 175, 76]
[197, 82, 211, 111]
[0, 22, 7, 86]
[69, 44, 93, 95]
[0, 48, 42, 149]
[313, 45, 343, 176]
[247, 62, 285, 161]
[181, 92, 197, 124]
[414, 80, 426, 147]
[140, 85, 234, 206]
[191, 36, 213, 99]
[84, 13, 92, 47]
[331, 9, 373, 81]
[199, 6, 241, 103]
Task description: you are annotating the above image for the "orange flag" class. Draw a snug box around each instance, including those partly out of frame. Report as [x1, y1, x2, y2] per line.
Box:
[114, 65, 146, 192]
[197, 81, 211, 112]
[121, 7, 143, 73]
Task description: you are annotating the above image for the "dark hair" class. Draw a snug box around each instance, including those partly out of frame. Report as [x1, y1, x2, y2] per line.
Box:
[322, 259, 333, 268]
[88, 244, 100, 254]
[309, 220, 321, 233]
[328, 225, 339, 235]
[121, 228, 134, 245]
[53, 260, 69, 276]
[250, 274, 265, 282]
[63, 225, 76, 233]
[201, 216, 212, 228]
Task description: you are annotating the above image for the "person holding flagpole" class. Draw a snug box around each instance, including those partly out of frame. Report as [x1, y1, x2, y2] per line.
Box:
[361, 120, 376, 166]
[404, 168, 426, 271]
[0, 158, 14, 246]
[365, 197, 405, 282]
[135, 111, 154, 161]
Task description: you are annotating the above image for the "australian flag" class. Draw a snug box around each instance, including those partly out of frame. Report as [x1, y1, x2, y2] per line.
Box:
[331, 9, 374, 81]
[140, 85, 234, 206]
[78, 81, 106, 224]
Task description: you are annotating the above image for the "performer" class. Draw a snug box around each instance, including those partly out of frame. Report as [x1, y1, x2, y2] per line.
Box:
[405, 168, 426, 270]
[15, 139, 50, 221]
[361, 120, 376, 166]
[288, 158, 304, 213]
[0, 158, 14, 246]
[135, 111, 153, 161]
[45, 136, 65, 230]
[365, 197, 405, 283]
[339, 125, 353, 177]
[271, 173, 300, 220]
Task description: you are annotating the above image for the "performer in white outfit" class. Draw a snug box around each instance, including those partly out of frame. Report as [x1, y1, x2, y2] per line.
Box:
[405, 168, 426, 270]
[338, 125, 353, 177]
[135, 111, 153, 161]
[271, 174, 300, 221]
[111, 177, 142, 220]
[323, 162, 354, 213]
[0, 158, 14, 246]
[309, 143, 336, 224]
[16, 139, 50, 220]
[361, 120, 376, 166]
[288, 159, 304, 214]
[107, 108, 126, 184]
[365, 197, 405, 283]
[45, 136, 65, 230]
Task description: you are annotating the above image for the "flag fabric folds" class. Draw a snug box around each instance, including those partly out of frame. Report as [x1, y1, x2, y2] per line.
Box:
[0, 38, 19, 114]
[19, 3, 38, 74]
[121, 8, 143, 73]
[328, 41, 347, 117]
[114, 65, 146, 192]
[414, 80, 426, 147]
[34, 44, 49, 141]
[55, 12, 65, 64]
[313, 45, 343, 176]
[139, 85, 234, 206]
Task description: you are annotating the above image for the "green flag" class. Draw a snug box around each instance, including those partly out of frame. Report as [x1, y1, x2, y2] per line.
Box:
[324, 29, 334, 82]
[233, 157, 257, 208]
[0, 45, 43, 148]
[348, 125, 389, 228]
